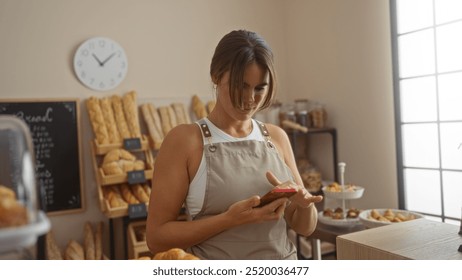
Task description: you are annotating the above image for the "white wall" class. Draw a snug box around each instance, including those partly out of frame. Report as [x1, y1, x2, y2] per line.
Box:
[0, 0, 397, 258]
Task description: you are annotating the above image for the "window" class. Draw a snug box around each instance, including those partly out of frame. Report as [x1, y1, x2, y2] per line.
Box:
[391, 0, 462, 224]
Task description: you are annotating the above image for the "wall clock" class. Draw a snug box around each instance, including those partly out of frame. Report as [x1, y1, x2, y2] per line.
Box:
[73, 37, 128, 91]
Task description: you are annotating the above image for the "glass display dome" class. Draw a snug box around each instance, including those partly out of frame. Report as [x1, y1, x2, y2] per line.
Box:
[0, 115, 50, 259]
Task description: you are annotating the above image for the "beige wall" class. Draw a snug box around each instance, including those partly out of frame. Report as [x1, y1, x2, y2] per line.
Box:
[284, 0, 397, 211]
[0, 0, 397, 258]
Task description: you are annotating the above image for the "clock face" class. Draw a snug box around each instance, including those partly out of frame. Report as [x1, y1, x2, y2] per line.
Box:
[73, 37, 128, 91]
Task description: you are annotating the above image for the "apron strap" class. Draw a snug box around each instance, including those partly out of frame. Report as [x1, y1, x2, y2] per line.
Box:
[254, 120, 275, 149]
[196, 119, 217, 152]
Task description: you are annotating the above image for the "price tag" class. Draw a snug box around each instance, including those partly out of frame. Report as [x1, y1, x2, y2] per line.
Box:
[128, 203, 147, 219]
[123, 138, 142, 151]
[127, 170, 146, 184]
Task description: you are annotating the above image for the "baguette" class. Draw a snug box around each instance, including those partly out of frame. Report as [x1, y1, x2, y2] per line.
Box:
[111, 95, 131, 139]
[172, 103, 187, 125]
[122, 91, 142, 138]
[45, 231, 63, 260]
[64, 240, 85, 260]
[86, 97, 110, 144]
[167, 105, 178, 128]
[158, 106, 172, 136]
[95, 221, 103, 260]
[206, 100, 216, 114]
[148, 104, 164, 138]
[100, 97, 121, 143]
[192, 95, 207, 119]
[141, 104, 163, 150]
[84, 222, 96, 260]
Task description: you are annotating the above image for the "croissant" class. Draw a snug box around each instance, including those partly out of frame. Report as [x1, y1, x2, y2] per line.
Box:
[153, 248, 200, 260]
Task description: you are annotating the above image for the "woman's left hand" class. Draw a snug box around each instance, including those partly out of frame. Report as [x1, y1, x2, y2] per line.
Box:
[266, 171, 323, 208]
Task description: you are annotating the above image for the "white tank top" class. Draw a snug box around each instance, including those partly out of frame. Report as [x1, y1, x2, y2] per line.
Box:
[185, 118, 265, 217]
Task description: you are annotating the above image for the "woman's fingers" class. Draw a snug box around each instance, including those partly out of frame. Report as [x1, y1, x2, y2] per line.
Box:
[265, 171, 282, 187]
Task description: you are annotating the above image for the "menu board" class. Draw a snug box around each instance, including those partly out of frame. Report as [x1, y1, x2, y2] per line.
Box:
[0, 99, 84, 215]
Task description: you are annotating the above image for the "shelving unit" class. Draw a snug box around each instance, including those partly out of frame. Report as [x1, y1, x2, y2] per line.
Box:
[89, 137, 153, 259]
[285, 127, 339, 183]
[284, 127, 339, 260]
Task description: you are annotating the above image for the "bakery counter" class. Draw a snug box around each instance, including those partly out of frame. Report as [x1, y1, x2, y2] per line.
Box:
[336, 218, 462, 260]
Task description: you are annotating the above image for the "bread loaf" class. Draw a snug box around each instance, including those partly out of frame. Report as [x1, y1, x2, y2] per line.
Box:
[153, 248, 200, 260]
[131, 184, 149, 203]
[103, 149, 136, 165]
[141, 104, 163, 150]
[0, 185, 28, 228]
[84, 222, 96, 260]
[64, 240, 85, 260]
[206, 100, 216, 114]
[158, 106, 172, 136]
[45, 231, 63, 260]
[100, 97, 121, 143]
[111, 95, 131, 139]
[86, 97, 110, 144]
[142, 184, 151, 197]
[105, 186, 128, 208]
[172, 103, 187, 125]
[120, 184, 140, 204]
[148, 104, 164, 138]
[95, 222, 103, 260]
[167, 106, 178, 128]
[192, 95, 207, 119]
[122, 91, 142, 138]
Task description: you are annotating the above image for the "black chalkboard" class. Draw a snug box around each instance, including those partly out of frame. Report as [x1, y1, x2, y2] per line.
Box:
[0, 99, 84, 215]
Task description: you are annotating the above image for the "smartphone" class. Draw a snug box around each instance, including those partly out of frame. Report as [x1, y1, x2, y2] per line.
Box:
[257, 188, 297, 207]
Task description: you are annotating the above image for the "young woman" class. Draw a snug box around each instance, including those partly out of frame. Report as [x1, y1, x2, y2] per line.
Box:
[146, 30, 323, 260]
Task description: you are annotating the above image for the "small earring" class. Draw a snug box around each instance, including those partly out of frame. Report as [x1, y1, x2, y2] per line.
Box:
[213, 84, 217, 90]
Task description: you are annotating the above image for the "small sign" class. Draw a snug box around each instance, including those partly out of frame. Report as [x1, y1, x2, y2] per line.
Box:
[127, 170, 146, 185]
[128, 203, 147, 219]
[123, 138, 141, 151]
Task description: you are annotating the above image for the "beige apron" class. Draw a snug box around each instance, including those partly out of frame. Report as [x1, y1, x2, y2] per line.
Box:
[188, 119, 297, 260]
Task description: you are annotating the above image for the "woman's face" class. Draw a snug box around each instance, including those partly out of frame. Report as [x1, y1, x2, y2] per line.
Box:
[217, 63, 270, 121]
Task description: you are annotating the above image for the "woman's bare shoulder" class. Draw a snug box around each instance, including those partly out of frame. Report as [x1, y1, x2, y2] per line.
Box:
[161, 123, 202, 149]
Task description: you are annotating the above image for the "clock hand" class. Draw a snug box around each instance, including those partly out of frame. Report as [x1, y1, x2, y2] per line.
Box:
[92, 53, 104, 66]
[101, 52, 116, 66]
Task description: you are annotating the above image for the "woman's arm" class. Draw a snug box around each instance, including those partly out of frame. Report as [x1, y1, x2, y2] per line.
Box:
[146, 124, 289, 254]
[266, 124, 323, 236]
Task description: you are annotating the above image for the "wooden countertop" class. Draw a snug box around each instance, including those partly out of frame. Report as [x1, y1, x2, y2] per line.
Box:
[336, 218, 462, 260]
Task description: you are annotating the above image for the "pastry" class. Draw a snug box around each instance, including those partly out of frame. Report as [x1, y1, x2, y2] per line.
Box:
[103, 148, 136, 165]
[120, 184, 140, 204]
[153, 248, 200, 260]
[131, 184, 149, 203]
[0, 185, 28, 228]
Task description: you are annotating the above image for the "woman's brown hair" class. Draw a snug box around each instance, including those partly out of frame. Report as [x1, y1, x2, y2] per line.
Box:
[210, 30, 277, 111]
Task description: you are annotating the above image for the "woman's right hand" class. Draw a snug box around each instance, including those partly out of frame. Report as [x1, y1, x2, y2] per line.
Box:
[224, 195, 288, 227]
